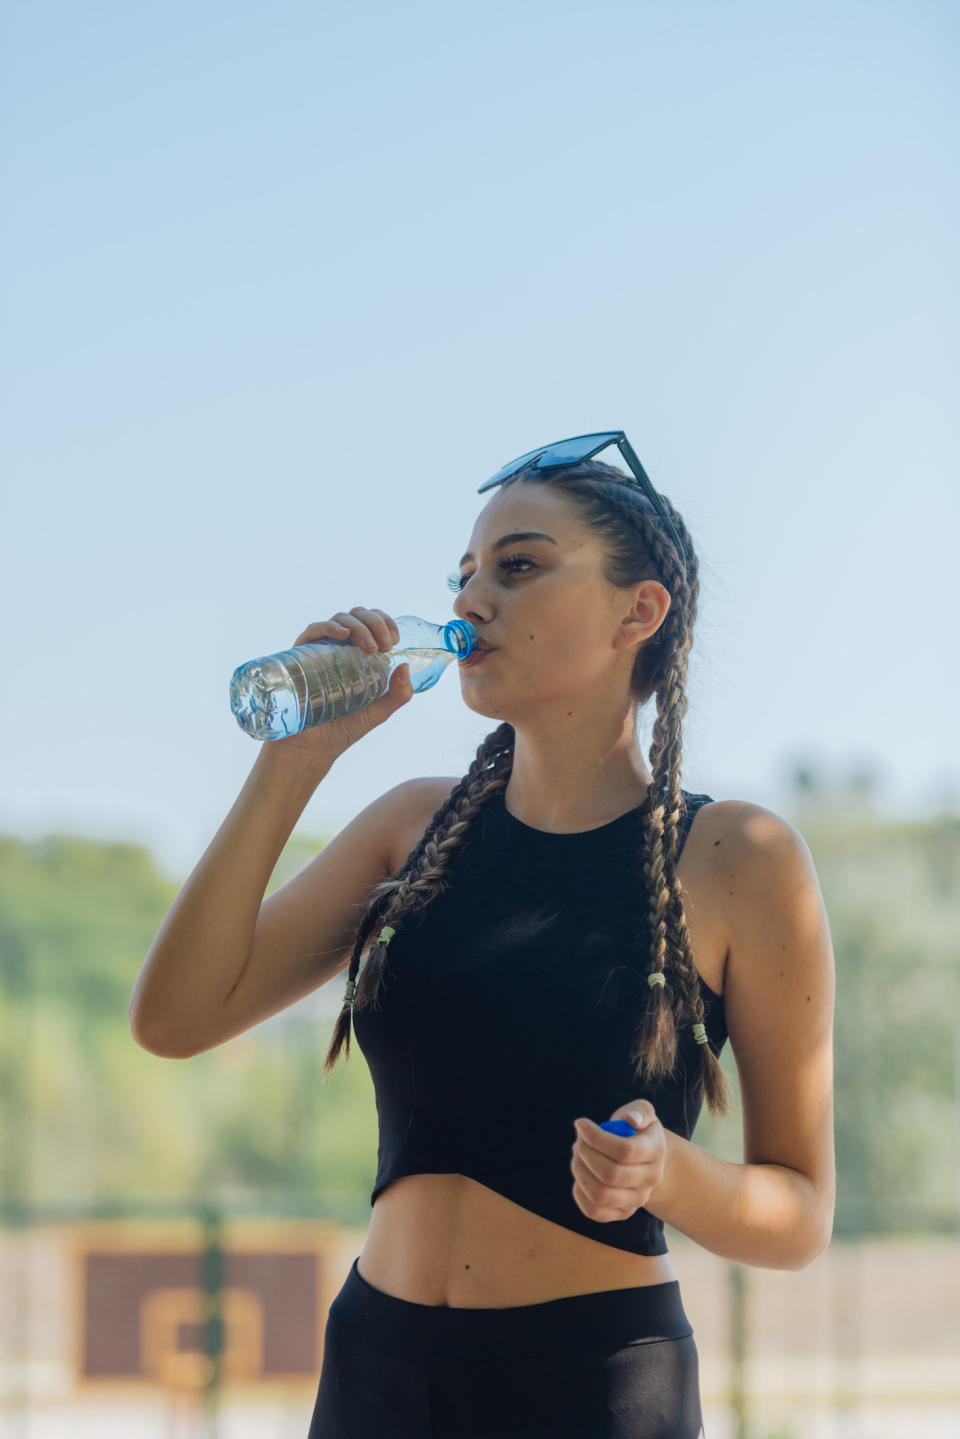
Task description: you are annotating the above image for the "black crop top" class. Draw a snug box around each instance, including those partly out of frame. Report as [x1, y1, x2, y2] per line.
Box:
[352, 786, 727, 1257]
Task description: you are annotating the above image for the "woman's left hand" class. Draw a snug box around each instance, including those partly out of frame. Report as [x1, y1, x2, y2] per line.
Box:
[570, 1099, 668, 1222]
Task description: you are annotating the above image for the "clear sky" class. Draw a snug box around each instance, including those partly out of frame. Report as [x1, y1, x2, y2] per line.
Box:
[2, 0, 957, 883]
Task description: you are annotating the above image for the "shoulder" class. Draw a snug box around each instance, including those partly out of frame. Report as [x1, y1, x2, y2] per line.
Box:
[416, 775, 463, 814]
[388, 776, 463, 872]
[688, 798, 819, 941]
[692, 797, 808, 859]
[697, 798, 813, 877]
[697, 800, 828, 978]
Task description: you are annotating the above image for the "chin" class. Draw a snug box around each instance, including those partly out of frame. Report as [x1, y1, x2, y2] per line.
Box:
[459, 692, 504, 720]
[457, 679, 508, 718]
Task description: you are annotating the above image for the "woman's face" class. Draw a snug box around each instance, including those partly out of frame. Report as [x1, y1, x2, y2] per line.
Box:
[451, 484, 670, 723]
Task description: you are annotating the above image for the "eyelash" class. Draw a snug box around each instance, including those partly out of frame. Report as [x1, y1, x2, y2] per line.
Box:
[446, 555, 536, 592]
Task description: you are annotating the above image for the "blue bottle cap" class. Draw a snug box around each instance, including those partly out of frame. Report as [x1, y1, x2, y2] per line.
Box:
[599, 1119, 637, 1137]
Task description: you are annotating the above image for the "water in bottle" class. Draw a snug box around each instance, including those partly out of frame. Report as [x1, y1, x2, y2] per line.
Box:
[230, 615, 477, 741]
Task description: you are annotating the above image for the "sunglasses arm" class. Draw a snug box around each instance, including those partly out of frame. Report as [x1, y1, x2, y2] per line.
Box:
[617, 436, 687, 581]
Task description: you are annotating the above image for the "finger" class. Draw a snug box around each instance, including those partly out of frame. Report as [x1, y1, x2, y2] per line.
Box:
[572, 1126, 651, 1195]
[318, 611, 376, 650]
[293, 619, 352, 646]
[369, 609, 400, 646]
[572, 1177, 630, 1224]
[573, 1119, 629, 1171]
[575, 1173, 631, 1215]
[575, 1145, 647, 1190]
[348, 607, 394, 649]
[388, 662, 412, 699]
[576, 1116, 645, 1165]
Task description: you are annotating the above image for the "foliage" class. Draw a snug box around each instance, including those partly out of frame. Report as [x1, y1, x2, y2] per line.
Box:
[1, 810, 958, 1231]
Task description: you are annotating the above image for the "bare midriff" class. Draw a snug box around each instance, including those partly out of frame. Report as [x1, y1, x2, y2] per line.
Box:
[359, 1174, 678, 1307]
[358, 782, 729, 1310]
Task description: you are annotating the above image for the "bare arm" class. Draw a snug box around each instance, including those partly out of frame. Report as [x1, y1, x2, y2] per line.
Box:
[128, 743, 335, 1057]
[645, 1133, 826, 1271]
[648, 803, 836, 1270]
[129, 605, 414, 1058]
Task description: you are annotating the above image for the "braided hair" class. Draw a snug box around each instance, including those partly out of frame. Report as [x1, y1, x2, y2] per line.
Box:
[321, 458, 732, 1118]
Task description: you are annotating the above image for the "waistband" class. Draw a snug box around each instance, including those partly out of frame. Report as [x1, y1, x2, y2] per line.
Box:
[329, 1257, 694, 1364]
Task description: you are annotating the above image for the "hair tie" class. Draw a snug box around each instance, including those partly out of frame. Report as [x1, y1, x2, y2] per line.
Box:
[341, 927, 396, 1012]
[648, 971, 709, 1046]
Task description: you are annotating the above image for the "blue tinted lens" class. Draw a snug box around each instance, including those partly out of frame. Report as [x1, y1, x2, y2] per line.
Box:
[481, 432, 624, 493]
[534, 435, 615, 468]
[488, 446, 549, 483]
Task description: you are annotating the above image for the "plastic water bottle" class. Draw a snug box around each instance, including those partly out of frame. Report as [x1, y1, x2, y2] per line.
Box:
[230, 615, 477, 741]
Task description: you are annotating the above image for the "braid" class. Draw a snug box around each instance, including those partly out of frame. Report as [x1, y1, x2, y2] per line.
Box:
[321, 723, 515, 1077]
[625, 491, 731, 1117]
[321, 458, 731, 1119]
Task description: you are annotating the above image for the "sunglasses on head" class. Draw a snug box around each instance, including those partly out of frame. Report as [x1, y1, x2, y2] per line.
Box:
[478, 430, 687, 583]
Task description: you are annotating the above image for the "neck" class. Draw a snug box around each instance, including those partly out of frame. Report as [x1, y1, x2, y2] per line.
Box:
[503, 711, 653, 833]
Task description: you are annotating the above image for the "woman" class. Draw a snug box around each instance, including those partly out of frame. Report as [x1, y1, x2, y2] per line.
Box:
[130, 430, 835, 1438]
[307, 432, 837, 1436]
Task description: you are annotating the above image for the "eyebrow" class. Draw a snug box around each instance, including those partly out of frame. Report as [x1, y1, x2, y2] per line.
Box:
[459, 531, 559, 566]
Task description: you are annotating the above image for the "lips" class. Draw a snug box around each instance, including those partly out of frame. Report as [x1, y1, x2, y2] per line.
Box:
[459, 645, 496, 666]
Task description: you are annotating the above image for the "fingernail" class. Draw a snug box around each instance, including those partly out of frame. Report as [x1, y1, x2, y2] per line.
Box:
[628, 1110, 647, 1128]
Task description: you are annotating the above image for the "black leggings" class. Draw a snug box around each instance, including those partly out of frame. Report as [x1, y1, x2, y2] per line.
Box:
[308, 1257, 704, 1438]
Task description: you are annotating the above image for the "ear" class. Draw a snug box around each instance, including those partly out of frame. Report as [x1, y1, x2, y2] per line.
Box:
[616, 580, 671, 652]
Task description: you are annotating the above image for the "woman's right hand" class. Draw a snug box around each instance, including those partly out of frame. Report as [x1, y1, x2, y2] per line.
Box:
[262, 608, 414, 767]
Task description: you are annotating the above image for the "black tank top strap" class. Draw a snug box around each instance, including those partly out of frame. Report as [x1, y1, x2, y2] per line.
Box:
[677, 790, 715, 855]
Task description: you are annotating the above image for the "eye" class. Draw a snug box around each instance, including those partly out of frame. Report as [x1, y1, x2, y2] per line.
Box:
[447, 555, 536, 591]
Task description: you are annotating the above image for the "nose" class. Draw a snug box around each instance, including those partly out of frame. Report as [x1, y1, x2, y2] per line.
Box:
[452, 584, 492, 628]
